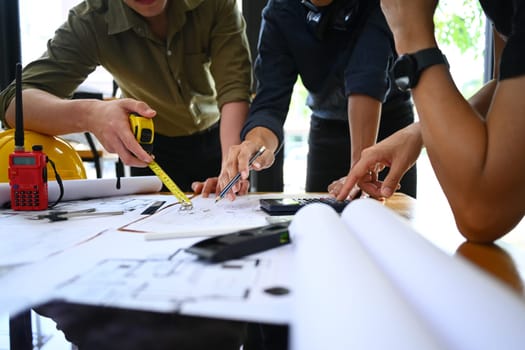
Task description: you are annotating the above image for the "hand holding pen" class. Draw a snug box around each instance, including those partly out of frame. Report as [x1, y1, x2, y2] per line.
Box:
[216, 146, 266, 203]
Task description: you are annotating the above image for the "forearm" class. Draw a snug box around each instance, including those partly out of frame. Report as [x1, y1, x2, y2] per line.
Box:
[467, 79, 497, 118]
[383, 2, 487, 197]
[5, 89, 98, 135]
[416, 66, 525, 240]
[5, 88, 157, 166]
[414, 65, 488, 199]
[380, 0, 525, 241]
[383, 1, 493, 219]
[466, 31, 503, 118]
[382, 1, 437, 55]
[219, 101, 249, 159]
[348, 94, 381, 166]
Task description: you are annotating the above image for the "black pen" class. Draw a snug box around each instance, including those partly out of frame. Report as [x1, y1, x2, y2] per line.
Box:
[215, 146, 266, 203]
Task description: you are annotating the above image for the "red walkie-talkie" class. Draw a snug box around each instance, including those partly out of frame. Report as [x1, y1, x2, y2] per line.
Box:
[8, 63, 49, 211]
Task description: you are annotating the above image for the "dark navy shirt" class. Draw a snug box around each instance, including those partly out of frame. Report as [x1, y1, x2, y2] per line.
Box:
[479, 0, 525, 80]
[241, 0, 410, 143]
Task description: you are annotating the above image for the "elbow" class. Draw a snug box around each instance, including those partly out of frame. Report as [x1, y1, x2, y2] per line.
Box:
[452, 203, 521, 243]
[3, 102, 15, 128]
[456, 223, 508, 244]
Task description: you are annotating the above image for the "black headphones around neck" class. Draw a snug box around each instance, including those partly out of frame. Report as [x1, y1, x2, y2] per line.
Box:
[301, 0, 359, 40]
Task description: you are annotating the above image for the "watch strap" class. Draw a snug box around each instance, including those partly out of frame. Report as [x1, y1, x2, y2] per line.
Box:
[392, 47, 449, 91]
[410, 48, 449, 88]
[413, 47, 449, 73]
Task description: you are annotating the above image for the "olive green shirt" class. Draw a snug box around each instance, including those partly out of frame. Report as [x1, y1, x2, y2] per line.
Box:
[0, 0, 252, 137]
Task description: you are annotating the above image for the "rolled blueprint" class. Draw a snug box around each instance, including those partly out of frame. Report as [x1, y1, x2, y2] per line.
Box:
[289, 203, 443, 350]
[342, 199, 525, 350]
[0, 175, 162, 207]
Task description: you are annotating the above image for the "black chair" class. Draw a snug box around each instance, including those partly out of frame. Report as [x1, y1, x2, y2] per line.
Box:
[72, 91, 104, 179]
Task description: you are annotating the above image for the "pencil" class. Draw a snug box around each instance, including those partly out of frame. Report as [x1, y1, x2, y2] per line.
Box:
[215, 146, 266, 203]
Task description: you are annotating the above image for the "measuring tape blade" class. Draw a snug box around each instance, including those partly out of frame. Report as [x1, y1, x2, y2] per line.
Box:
[148, 161, 192, 208]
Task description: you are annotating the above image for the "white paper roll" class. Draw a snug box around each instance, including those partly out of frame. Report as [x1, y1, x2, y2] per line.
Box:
[0, 175, 162, 207]
[290, 203, 442, 350]
[342, 199, 525, 350]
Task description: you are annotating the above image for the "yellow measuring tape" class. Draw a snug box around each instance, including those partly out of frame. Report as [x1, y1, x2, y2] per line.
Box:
[148, 160, 192, 209]
[130, 114, 193, 210]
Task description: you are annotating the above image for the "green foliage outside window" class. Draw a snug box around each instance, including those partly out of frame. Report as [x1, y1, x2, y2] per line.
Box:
[435, 0, 485, 57]
[435, 0, 486, 97]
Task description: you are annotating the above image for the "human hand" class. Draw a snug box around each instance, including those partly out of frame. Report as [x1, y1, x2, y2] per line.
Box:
[328, 176, 364, 200]
[191, 177, 220, 198]
[217, 139, 274, 201]
[380, 0, 438, 53]
[328, 174, 382, 200]
[87, 98, 156, 167]
[334, 123, 423, 201]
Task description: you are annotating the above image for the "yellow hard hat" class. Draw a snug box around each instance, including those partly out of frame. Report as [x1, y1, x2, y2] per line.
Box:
[0, 129, 87, 182]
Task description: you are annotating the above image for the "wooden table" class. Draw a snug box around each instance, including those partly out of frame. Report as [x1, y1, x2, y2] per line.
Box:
[384, 192, 525, 300]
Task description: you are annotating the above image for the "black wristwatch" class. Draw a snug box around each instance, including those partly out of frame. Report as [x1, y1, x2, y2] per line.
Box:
[390, 48, 449, 92]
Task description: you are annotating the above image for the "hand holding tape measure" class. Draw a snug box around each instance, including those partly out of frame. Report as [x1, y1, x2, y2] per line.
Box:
[129, 114, 193, 210]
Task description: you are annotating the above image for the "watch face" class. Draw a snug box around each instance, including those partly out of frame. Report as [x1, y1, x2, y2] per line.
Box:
[391, 54, 416, 92]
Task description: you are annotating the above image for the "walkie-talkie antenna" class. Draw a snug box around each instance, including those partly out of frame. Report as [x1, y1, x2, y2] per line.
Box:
[14, 62, 24, 152]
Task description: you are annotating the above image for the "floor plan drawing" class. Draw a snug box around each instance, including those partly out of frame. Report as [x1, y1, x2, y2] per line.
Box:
[54, 249, 261, 313]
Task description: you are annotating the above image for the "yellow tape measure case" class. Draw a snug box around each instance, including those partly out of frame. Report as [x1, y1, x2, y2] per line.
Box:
[129, 114, 154, 153]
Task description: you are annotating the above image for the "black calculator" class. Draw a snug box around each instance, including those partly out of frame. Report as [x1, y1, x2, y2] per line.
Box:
[260, 197, 351, 215]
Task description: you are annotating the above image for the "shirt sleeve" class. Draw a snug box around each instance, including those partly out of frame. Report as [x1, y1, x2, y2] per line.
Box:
[344, 6, 393, 102]
[240, 0, 298, 144]
[0, 2, 99, 127]
[209, 0, 253, 108]
[499, 1, 525, 80]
